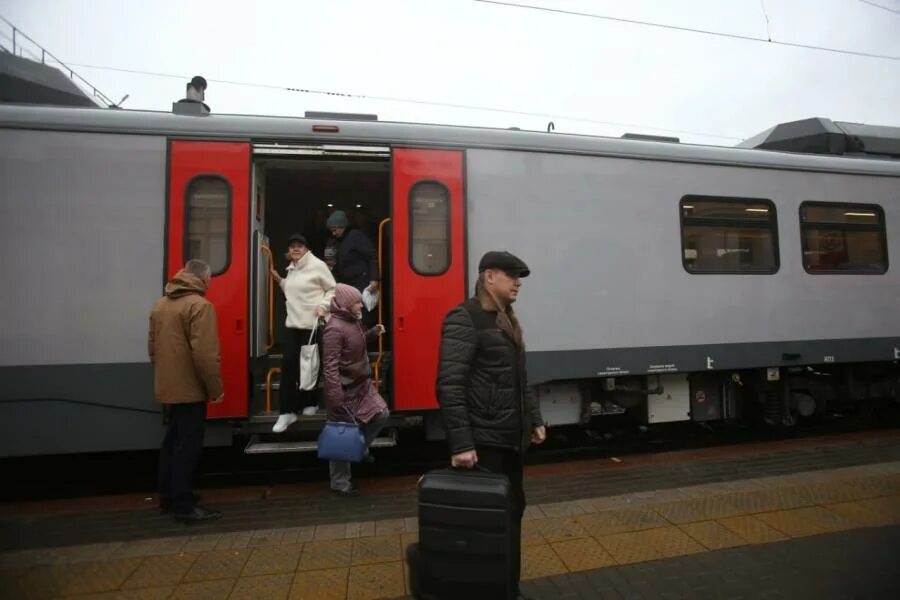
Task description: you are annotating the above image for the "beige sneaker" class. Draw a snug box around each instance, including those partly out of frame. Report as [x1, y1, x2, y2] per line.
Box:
[272, 413, 298, 433]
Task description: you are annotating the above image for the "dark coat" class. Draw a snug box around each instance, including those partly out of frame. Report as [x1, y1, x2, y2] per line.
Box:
[334, 229, 379, 291]
[322, 309, 386, 424]
[436, 297, 543, 455]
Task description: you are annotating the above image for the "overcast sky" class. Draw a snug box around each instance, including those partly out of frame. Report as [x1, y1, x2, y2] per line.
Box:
[1, 0, 898, 144]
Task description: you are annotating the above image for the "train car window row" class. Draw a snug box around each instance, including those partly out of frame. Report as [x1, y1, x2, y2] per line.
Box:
[800, 202, 888, 274]
[680, 197, 889, 275]
[680, 195, 780, 274]
[185, 176, 231, 275]
[409, 181, 451, 275]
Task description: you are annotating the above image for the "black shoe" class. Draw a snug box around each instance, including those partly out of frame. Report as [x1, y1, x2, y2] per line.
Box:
[331, 485, 360, 497]
[158, 493, 201, 514]
[173, 506, 222, 523]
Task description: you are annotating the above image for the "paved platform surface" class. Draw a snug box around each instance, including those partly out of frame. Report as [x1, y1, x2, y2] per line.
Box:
[3, 431, 898, 551]
[517, 525, 900, 600]
[0, 430, 898, 599]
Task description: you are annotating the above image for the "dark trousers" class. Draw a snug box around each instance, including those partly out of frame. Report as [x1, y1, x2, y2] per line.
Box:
[475, 446, 525, 598]
[158, 401, 207, 514]
[279, 327, 321, 414]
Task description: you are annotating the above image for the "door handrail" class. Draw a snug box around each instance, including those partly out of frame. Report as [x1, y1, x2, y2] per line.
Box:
[265, 367, 281, 414]
[374, 218, 391, 388]
[260, 244, 275, 352]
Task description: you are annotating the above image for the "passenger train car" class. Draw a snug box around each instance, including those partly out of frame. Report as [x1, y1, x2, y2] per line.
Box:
[1, 104, 898, 458]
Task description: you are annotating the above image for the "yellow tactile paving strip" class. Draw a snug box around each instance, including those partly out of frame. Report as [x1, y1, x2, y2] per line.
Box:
[1, 462, 899, 599]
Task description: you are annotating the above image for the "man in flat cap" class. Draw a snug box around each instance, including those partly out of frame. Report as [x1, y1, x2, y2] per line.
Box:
[435, 251, 546, 599]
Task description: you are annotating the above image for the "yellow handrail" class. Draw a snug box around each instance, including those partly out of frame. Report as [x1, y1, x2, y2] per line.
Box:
[265, 367, 281, 414]
[260, 244, 275, 352]
[373, 218, 391, 388]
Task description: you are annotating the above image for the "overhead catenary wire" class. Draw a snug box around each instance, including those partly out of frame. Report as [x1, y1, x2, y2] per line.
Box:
[857, 0, 900, 16]
[66, 61, 746, 141]
[473, 0, 900, 62]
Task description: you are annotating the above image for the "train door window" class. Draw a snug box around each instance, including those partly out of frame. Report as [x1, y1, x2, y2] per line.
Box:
[680, 196, 778, 274]
[800, 202, 887, 274]
[185, 176, 231, 275]
[410, 181, 450, 275]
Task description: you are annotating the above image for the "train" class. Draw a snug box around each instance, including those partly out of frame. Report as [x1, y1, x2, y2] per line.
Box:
[1, 103, 898, 458]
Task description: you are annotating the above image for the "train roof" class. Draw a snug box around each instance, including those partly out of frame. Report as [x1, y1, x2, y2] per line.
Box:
[1, 103, 899, 177]
[738, 117, 900, 158]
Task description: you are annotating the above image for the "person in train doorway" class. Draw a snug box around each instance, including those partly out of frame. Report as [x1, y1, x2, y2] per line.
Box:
[325, 210, 379, 326]
[307, 209, 330, 265]
[435, 251, 547, 600]
[270, 234, 337, 431]
[322, 284, 389, 497]
[149, 259, 224, 523]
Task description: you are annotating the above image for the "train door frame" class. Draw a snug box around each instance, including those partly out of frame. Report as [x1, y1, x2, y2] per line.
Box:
[249, 142, 392, 418]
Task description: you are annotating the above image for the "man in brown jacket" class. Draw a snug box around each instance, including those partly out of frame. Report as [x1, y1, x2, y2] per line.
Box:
[149, 259, 224, 523]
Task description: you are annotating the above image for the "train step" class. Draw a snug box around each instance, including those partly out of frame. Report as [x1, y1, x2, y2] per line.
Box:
[243, 429, 398, 455]
[249, 412, 326, 423]
[241, 413, 327, 435]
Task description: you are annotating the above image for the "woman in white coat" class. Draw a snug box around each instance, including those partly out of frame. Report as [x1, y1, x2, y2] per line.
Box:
[271, 233, 336, 432]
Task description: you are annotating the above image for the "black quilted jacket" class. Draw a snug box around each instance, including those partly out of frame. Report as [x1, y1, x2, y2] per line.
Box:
[435, 297, 543, 455]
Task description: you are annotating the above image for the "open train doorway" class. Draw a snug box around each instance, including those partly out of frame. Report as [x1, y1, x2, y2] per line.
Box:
[249, 143, 392, 426]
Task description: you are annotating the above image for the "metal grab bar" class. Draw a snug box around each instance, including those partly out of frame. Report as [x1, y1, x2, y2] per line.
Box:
[260, 244, 275, 352]
[265, 367, 281, 414]
[373, 218, 391, 388]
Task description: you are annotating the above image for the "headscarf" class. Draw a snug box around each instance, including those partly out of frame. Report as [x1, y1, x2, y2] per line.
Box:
[330, 283, 363, 320]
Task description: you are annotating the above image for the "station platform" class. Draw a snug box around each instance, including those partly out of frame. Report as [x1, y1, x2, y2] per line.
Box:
[1, 430, 899, 599]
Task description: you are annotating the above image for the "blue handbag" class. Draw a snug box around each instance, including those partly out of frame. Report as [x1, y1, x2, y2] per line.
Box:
[317, 413, 366, 463]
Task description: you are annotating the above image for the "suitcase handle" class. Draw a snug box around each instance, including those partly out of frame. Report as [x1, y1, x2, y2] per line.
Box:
[450, 463, 492, 474]
[417, 464, 494, 486]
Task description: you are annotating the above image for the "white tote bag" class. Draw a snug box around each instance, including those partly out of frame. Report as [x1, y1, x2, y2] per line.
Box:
[298, 323, 320, 391]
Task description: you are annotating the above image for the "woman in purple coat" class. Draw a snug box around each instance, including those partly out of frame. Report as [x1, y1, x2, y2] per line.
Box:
[322, 284, 389, 496]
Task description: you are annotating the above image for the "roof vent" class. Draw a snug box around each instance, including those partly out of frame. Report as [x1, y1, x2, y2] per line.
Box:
[173, 76, 210, 116]
[621, 133, 680, 143]
[304, 111, 377, 121]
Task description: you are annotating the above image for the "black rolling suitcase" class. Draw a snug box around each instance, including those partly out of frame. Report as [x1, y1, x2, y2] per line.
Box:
[407, 467, 514, 600]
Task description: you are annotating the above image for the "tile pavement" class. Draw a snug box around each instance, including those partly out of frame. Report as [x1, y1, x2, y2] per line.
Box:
[3, 432, 899, 552]
[1, 460, 899, 599]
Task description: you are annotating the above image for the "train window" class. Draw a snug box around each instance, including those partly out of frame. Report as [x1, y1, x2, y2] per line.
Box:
[680, 196, 779, 274]
[185, 176, 231, 275]
[409, 181, 451, 275]
[800, 202, 887, 274]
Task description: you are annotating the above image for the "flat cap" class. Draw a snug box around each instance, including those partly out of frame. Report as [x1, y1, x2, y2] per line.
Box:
[478, 251, 530, 277]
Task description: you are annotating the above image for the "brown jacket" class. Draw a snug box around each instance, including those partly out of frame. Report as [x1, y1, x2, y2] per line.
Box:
[148, 271, 223, 404]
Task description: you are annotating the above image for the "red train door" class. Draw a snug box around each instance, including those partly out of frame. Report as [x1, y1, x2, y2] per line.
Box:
[391, 149, 466, 411]
[167, 140, 250, 419]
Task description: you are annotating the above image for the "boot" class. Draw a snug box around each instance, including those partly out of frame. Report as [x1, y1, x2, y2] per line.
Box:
[174, 505, 222, 523]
